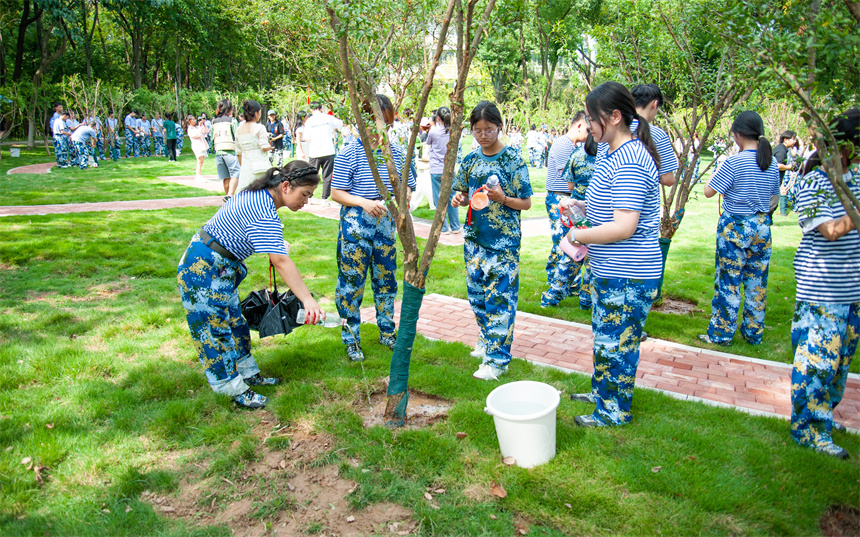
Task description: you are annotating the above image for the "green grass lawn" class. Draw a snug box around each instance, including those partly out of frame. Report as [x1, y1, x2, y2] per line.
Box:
[0, 154, 857, 536]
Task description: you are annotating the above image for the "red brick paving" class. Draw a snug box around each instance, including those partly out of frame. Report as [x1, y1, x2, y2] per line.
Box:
[7, 162, 56, 174]
[0, 196, 224, 216]
[360, 293, 860, 432]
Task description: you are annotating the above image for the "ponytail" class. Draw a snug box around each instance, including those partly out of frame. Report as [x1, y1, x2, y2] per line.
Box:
[584, 132, 598, 157]
[731, 111, 772, 172]
[633, 114, 661, 171]
[756, 135, 773, 172]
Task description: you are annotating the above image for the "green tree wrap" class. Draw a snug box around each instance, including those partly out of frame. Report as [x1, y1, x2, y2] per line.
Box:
[385, 281, 425, 424]
[656, 237, 672, 300]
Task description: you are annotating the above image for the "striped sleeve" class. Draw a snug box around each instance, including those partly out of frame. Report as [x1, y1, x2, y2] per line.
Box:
[651, 125, 678, 176]
[708, 157, 734, 194]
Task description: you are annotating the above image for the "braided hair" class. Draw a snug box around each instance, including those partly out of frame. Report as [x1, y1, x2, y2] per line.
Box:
[245, 160, 320, 192]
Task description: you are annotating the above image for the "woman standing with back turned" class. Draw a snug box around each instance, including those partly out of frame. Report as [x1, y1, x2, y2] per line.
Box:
[700, 111, 780, 347]
[566, 82, 662, 427]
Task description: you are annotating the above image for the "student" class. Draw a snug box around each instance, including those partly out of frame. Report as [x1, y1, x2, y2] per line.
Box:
[773, 130, 798, 216]
[526, 124, 541, 168]
[175, 117, 185, 156]
[163, 112, 177, 162]
[187, 115, 209, 181]
[541, 111, 590, 308]
[235, 100, 272, 194]
[70, 120, 99, 169]
[211, 99, 241, 198]
[508, 126, 524, 157]
[305, 101, 344, 199]
[86, 113, 105, 160]
[566, 82, 662, 426]
[700, 111, 780, 346]
[177, 162, 324, 409]
[331, 94, 416, 363]
[561, 132, 599, 310]
[451, 101, 533, 380]
[152, 112, 165, 157]
[124, 110, 138, 158]
[629, 84, 679, 187]
[105, 110, 120, 161]
[426, 106, 461, 234]
[139, 113, 152, 157]
[51, 111, 72, 168]
[266, 110, 286, 167]
[789, 108, 859, 460]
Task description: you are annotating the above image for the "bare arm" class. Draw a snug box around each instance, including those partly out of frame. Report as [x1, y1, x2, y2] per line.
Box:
[660, 172, 676, 187]
[704, 183, 718, 198]
[815, 214, 856, 241]
[568, 209, 640, 245]
[268, 253, 323, 323]
[486, 185, 530, 210]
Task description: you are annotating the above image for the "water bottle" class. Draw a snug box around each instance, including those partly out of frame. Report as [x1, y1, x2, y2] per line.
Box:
[296, 308, 345, 328]
[485, 175, 499, 189]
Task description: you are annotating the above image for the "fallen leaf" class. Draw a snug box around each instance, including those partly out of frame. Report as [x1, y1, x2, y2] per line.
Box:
[564, 503, 572, 509]
[279, 460, 286, 469]
[518, 529, 527, 535]
[423, 492, 433, 501]
[220, 477, 237, 487]
[211, 496, 217, 509]
[490, 514, 497, 520]
[34, 465, 45, 486]
[651, 466, 662, 473]
[346, 515, 355, 523]
[490, 482, 507, 499]
[125, 505, 132, 513]
[455, 432, 467, 439]
[429, 503, 440, 510]
[502, 456, 516, 466]
[21, 457, 31, 466]
[434, 488, 445, 494]
[102, 509, 110, 514]
[46, 423, 54, 429]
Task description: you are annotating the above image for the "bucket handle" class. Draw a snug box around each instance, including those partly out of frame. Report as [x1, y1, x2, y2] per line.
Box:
[484, 407, 492, 416]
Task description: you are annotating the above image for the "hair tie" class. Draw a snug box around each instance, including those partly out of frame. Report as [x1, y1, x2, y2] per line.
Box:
[272, 169, 280, 176]
[759, 135, 765, 140]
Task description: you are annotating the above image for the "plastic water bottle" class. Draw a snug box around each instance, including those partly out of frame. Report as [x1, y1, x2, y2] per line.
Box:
[296, 308, 345, 328]
[485, 175, 499, 189]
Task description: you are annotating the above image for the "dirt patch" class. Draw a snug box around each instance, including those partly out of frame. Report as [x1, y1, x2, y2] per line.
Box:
[140, 410, 418, 536]
[820, 505, 860, 537]
[652, 297, 704, 316]
[355, 378, 452, 429]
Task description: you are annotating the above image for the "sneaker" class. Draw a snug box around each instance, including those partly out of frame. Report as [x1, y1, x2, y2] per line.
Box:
[346, 342, 365, 362]
[472, 363, 506, 381]
[579, 301, 592, 310]
[470, 343, 486, 359]
[451, 228, 463, 234]
[223, 195, 231, 203]
[540, 291, 562, 308]
[815, 443, 850, 460]
[641, 331, 649, 341]
[697, 334, 731, 346]
[833, 421, 847, 433]
[574, 414, 607, 428]
[570, 392, 597, 404]
[233, 389, 267, 409]
[245, 373, 281, 386]
[379, 334, 397, 350]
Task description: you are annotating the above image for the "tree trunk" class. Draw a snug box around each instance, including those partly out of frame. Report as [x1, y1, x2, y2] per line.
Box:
[518, 21, 530, 119]
[14, 0, 42, 82]
[542, 56, 557, 110]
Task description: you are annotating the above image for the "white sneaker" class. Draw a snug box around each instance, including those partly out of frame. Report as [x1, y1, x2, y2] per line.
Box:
[472, 363, 506, 381]
[470, 343, 486, 358]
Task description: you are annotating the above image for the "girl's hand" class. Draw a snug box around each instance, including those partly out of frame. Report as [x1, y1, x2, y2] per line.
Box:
[301, 297, 325, 325]
[564, 199, 586, 216]
[451, 192, 467, 207]
[363, 199, 387, 218]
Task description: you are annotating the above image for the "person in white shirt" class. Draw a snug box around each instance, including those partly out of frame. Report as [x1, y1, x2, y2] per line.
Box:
[70, 121, 99, 169]
[303, 101, 344, 199]
[52, 111, 72, 168]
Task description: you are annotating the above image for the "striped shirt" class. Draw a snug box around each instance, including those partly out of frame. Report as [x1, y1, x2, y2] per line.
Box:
[202, 189, 289, 261]
[546, 135, 576, 192]
[560, 145, 596, 201]
[585, 139, 662, 279]
[595, 120, 678, 178]
[331, 139, 416, 199]
[792, 167, 860, 303]
[709, 150, 779, 215]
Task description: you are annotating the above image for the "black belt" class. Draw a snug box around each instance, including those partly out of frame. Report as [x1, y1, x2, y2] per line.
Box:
[199, 228, 237, 260]
[548, 191, 571, 196]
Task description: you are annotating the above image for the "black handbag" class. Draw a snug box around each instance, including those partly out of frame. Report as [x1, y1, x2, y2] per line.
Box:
[240, 262, 303, 338]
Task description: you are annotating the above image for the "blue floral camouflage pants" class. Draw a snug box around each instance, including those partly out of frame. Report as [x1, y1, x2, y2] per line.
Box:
[153, 134, 165, 157]
[579, 258, 593, 308]
[465, 241, 519, 367]
[176, 136, 184, 155]
[707, 212, 772, 345]
[96, 131, 105, 159]
[53, 135, 70, 168]
[543, 192, 581, 304]
[177, 233, 261, 396]
[589, 277, 658, 425]
[73, 141, 91, 169]
[140, 134, 152, 157]
[528, 147, 540, 168]
[335, 205, 398, 346]
[125, 131, 137, 158]
[791, 301, 859, 456]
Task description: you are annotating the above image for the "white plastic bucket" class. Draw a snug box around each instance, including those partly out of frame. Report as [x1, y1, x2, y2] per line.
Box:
[9, 148, 20, 157]
[485, 381, 561, 468]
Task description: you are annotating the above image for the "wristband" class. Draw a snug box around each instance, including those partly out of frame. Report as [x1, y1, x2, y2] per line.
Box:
[503, 195, 508, 206]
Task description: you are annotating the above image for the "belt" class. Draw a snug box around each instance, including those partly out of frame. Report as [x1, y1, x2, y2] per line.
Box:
[548, 191, 571, 196]
[199, 228, 237, 260]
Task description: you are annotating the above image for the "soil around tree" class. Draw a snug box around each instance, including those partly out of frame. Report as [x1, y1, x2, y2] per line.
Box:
[820, 505, 860, 537]
[356, 378, 453, 429]
[652, 297, 705, 316]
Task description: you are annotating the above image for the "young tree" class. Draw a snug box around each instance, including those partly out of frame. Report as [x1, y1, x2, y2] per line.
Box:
[326, 0, 495, 428]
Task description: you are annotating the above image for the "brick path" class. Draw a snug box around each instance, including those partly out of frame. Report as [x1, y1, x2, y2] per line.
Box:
[0, 196, 224, 216]
[6, 162, 56, 174]
[360, 294, 860, 432]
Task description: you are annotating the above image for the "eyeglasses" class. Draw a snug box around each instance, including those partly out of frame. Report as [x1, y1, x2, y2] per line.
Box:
[584, 115, 594, 125]
[471, 128, 499, 138]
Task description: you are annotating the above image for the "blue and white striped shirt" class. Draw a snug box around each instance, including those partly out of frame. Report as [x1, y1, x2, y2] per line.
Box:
[546, 135, 576, 192]
[792, 167, 860, 303]
[202, 189, 289, 261]
[709, 150, 779, 215]
[331, 140, 416, 199]
[595, 120, 678, 178]
[585, 139, 662, 279]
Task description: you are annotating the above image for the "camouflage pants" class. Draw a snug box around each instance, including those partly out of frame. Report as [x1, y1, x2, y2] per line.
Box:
[125, 131, 137, 158]
[52, 135, 70, 168]
[589, 277, 658, 425]
[269, 147, 284, 167]
[543, 191, 581, 303]
[465, 241, 520, 367]
[790, 301, 859, 455]
[153, 135, 165, 157]
[707, 212, 772, 345]
[176, 136, 184, 155]
[73, 141, 91, 169]
[140, 134, 152, 157]
[579, 258, 593, 308]
[335, 205, 398, 346]
[96, 131, 105, 159]
[177, 234, 261, 396]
